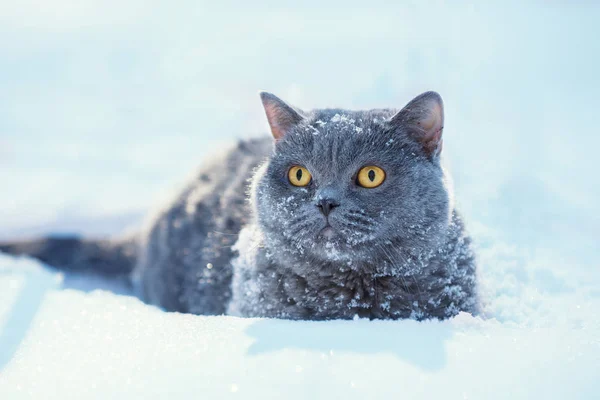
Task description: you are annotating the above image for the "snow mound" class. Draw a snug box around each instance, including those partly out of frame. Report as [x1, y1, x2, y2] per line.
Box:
[0, 253, 598, 399]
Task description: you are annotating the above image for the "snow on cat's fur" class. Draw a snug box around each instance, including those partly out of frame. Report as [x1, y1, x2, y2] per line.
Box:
[1, 92, 478, 320]
[228, 92, 477, 319]
[135, 91, 478, 319]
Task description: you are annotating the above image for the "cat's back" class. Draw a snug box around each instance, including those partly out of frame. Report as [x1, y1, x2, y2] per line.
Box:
[133, 137, 272, 314]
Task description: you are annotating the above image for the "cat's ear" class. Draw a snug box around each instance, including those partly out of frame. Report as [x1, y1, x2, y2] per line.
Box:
[390, 91, 444, 156]
[260, 92, 305, 140]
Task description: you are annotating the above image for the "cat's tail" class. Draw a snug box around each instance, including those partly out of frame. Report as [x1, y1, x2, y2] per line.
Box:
[0, 235, 137, 276]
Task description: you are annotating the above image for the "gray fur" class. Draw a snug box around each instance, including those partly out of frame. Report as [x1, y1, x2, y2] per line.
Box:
[0, 236, 136, 277]
[1, 91, 479, 320]
[132, 138, 272, 314]
[227, 94, 477, 320]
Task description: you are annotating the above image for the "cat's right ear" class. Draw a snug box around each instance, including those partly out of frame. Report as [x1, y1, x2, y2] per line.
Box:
[260, 92, 305, 140]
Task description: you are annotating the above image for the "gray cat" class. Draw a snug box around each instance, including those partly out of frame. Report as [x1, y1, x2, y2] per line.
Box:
[0, 91, 478, 320]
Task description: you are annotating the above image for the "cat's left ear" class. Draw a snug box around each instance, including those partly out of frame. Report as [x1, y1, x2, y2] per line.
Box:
[260, 92, 305, 140]
[390, 91, 444, 156]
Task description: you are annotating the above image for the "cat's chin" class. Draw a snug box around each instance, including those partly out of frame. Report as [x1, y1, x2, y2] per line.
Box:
[311, 228, 361, 262]
[318, 226, 336, 240]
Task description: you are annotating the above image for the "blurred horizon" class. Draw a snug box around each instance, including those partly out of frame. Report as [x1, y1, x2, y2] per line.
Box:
[1, 1, 598, 279]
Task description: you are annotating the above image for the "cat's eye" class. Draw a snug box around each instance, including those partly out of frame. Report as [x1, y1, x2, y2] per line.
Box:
[357, 166, 386, 188]
[288, 166, 312, 187]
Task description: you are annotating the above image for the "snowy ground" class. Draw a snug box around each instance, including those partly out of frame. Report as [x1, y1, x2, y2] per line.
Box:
[1, 1, 600, 399]
[0, 254, 598, 399]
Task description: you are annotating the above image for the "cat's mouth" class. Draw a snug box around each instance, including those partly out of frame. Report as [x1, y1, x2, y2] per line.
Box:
[319, 225, 336, 240]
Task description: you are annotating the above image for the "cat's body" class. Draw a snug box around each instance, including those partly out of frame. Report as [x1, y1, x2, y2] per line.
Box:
[133, 137, 271, 314]
[1, 92, 479, 320]
[230, 210, 475, 320]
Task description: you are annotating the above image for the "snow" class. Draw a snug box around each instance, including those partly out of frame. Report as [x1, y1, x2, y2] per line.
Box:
[1, 1, 599, 398]
[1, 242, 599, 399]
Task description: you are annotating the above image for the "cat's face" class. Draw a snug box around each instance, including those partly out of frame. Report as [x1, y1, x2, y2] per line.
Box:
[254, 93, 452, 267]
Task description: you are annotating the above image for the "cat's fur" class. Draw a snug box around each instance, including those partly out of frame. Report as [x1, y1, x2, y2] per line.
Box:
[0, 91, 479, 320]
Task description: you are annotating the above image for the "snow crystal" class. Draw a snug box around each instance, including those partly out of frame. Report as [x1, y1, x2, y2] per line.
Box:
[305, 125, 320, 135]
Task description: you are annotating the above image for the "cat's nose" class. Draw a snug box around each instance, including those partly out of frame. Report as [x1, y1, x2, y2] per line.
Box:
[316, 198, 340, 217]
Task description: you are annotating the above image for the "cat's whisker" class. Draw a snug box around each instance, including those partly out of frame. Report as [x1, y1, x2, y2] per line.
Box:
[375, 243, 412, 295]
[339, 220, 374, 233]
[210, 230, 241, 237]
[346, 209, 376, 219]
[287, 219, 320, 238]
[345, 214, 376, 225]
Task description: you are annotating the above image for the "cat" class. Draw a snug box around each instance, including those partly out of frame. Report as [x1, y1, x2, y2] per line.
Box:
[0, 91, 479, 320]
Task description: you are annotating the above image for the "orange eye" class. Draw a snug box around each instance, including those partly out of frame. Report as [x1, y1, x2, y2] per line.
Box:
[288, 166, 312, 187]
[357, 166, 385, 188]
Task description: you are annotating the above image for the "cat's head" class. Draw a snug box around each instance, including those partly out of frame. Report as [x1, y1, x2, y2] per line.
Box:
[252, 91, 453, 267]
